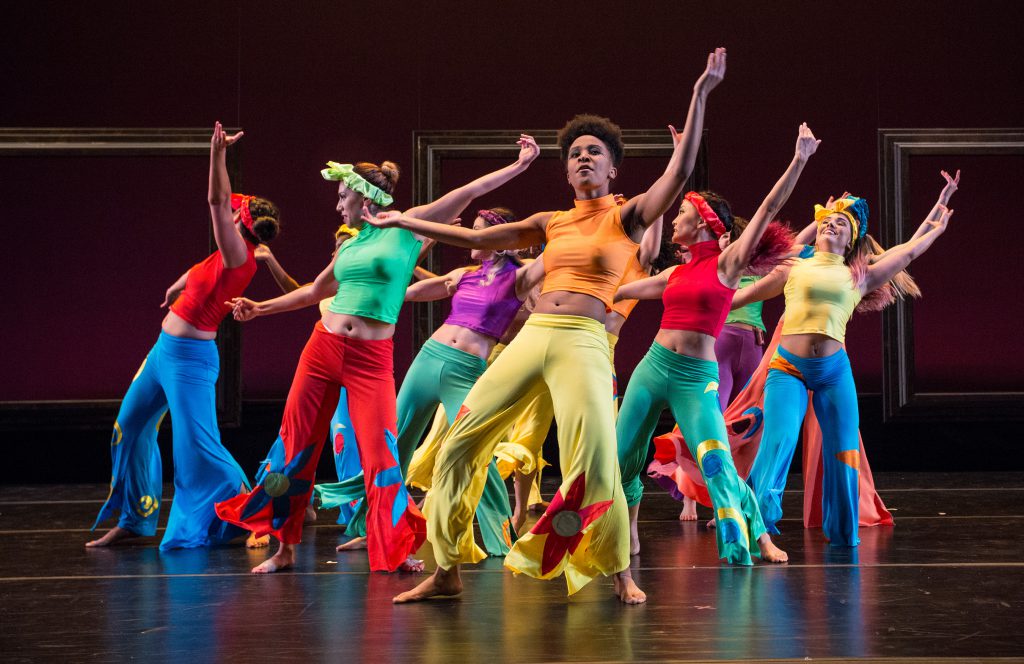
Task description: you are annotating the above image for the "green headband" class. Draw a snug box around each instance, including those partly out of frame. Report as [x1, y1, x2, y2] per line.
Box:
[320, 162, 394, 207]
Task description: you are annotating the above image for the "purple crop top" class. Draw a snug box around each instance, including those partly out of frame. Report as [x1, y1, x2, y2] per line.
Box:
[445, 259, 523, 340]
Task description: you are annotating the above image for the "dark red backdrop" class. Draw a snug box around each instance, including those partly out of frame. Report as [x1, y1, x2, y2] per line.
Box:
[4, 0, 1022, 480]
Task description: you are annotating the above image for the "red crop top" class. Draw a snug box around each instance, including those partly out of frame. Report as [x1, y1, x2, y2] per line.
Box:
[659, 240, 734, 337]
[170, 246, 257, 332]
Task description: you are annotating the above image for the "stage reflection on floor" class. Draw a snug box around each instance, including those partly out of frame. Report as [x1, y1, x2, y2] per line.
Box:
[2, 473, 1022, 663]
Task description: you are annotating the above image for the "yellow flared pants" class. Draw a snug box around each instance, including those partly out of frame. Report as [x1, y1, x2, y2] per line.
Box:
[425, 314, 630, 594]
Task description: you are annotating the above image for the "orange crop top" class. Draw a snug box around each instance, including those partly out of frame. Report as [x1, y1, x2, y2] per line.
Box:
[541, 195, 639, 307]
[609, 252, 648, 318]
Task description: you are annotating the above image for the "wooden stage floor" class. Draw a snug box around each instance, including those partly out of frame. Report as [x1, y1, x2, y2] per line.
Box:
[2, 473, 1023, 663]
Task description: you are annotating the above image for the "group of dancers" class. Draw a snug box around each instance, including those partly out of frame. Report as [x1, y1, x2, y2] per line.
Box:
[87, 48, 961, 605]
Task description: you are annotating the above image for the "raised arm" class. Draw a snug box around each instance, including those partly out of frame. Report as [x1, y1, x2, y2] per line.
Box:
[637, 215, 664, 270]
[208, 122, 250, 268]
[614, 266, 675, 303]
[863, 205, 954, 294]
[621, 48, 726, 235]
[403, 135, 540, 226]
[730, 263, 790, 308]
[720, 123, 820, 282]
[405, 268, 466, 302]
[228, 258, 339, 321]
[255, 244, 301, 294]
[365, 208, 551, 252]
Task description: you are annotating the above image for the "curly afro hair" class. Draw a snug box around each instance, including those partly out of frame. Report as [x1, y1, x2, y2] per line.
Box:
[556, 114, 624, 167]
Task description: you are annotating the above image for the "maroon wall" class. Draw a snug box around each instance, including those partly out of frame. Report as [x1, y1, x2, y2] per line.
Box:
[3, 1, 1022, 477]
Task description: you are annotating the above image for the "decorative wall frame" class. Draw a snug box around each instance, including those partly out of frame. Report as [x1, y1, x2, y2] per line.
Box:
[0, 129, 244, 429]
[878, 128, 1024, 421]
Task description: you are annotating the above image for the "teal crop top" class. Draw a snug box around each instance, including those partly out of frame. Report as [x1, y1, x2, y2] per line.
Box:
[725, 275, 766, 331]
[328, 224, 423, 324]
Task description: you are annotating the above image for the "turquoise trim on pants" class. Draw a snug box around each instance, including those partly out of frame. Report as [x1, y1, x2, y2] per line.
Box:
[93, 332, 249, 550]
[617, 342, 767, 565]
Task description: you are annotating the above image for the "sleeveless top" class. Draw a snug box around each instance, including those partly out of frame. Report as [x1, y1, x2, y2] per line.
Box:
[781, 251, 862, 343]
[659, 240, 734, 338]
[170, 244, 257, 332]
[609, 252, 649, 319]
[445, 258, 524, 340]
[724, 275, 766, 331]
[541, 195, 639, 307]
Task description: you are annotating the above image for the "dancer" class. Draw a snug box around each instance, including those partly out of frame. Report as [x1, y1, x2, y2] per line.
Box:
[215, 135, 541, 574]
[253, 225, 362, 530]
[375, 47, 728, 604]
[736, 170, 959, 546]
[88, 122, 280, 550]
[320, 208, 546, 556]
[614, 123, 817, 579]
[256, 222, 445, 536]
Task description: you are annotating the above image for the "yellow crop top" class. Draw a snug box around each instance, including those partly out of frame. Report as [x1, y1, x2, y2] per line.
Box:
[781, 251, 862, 343]
[541, 195, 640, 307]
[609, 252, 648, 319]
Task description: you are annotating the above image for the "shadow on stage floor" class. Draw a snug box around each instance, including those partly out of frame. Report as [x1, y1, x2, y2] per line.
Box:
[2, 473, 1023, 663]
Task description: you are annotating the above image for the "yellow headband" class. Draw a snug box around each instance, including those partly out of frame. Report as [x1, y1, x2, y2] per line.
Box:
[814, 202, 859, 249]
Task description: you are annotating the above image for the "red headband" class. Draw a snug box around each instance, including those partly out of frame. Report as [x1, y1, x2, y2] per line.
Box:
[684, 191, 727, 237]
[477, 209, 511, 226]
[230, 191, 258, 235]
[231, 193, 256, 235]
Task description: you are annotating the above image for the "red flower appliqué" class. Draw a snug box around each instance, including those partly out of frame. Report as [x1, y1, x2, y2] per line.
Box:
[529, 473, 613, 574]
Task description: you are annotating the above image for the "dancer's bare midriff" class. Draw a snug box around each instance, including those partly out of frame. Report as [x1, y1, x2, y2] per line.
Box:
[320, 311, 395, 340]
[532, 290, 607, 321]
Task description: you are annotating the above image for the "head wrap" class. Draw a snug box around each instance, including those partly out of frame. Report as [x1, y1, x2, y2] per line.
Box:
[320, 162, 394, 207]
[684, 191, 727, 237]
[335, 224, 360, 239]
[814, 195, 869, 249]
[477, 209, 511, 226]
[230, 193, 257, 235]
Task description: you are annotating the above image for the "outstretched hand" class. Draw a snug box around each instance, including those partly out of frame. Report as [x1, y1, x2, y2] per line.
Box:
[160, 286, 179, 308]
[939, 169, 961, 203]
[515, 134, 540, 167]
[362, 206, 402, 229]
[927, 205, 954, 232]
[254, 244, 273, 262]
[211, 121, 244, 152]
[226, 297, 259, 321]
[694, 47, 727, 96]
[824, 191, 853, 208]
[795, 122, 821, 161]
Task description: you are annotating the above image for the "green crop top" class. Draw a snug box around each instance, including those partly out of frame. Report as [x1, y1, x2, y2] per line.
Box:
[328, 224, 423, 324]
[781, 251, 862, 343]
[724, 275, 766, 331]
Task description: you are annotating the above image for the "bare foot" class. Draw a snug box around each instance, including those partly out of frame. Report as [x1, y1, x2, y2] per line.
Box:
[628, 502, 641, 556]
[528, 500, 549, 513]
[85, 526, 139, 548]
[304, 506, 317, 523]
[252, 542, 296, 574]
[613, 570, 647, 605]
[336, 536, 367, 552]
[393, 566, 463, 603]
[757, 533, 788, 563]
[679, 497, 698, 521]
[399, 556, 425, 573]
[246, 533, 270, 549]
[706, 518, 717, 529]
[511, 510, 527, 536]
